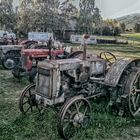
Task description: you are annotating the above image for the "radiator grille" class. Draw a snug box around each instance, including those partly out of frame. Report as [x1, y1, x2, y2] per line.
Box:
[36, 68, 52, 98]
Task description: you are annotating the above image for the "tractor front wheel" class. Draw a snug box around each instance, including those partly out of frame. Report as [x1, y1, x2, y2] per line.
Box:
[58, 96, 91, 140]
[19, 84, 38, 114]
[2, 56, 16, 70]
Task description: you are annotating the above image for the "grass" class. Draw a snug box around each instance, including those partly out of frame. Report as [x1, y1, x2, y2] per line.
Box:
[121, 33, 140, 40]
[87, 44, 140, 58]
[71, 43, 140, 58]
[1, 43, 140, 140]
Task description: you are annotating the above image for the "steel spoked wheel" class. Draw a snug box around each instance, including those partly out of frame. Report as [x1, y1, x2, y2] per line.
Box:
[19, 84, 37, 114]
[58, 96, 91, 140]
[128, 70, 140, 117]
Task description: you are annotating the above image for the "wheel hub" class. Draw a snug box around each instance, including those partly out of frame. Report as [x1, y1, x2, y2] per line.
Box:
[5, 59, 15, 69]
[28, 94, 36, 106]
[131, 86, 137, 95]
[73, 113, 84, 127]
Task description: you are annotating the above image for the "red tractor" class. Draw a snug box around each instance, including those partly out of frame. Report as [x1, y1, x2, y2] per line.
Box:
[19, 40, 38, 48]
[12, 47, 83, 82]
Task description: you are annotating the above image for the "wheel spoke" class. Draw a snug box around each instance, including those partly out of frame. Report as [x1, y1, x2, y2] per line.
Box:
[64, 115, 69, 119]
[133, 107, 140, 116]
[22, 100, 28, 105]
[24, 94, 30, 98]
[25, 106, 31, 113]
[29, 89, 31, 97]
[63, 119, 73, 123]
[30, 106, 33, 112]
[135, 94, 140, 107]
[84, 107, 88, 115]
[134, 74, 140, 85]
[132, 96, 137, 110]
[75, 102, 80, 114]
[63, 122, 70, 131]
[135, 89, 140, 93]
[78, 101, 83, 110]
[67, 109, 72, 115]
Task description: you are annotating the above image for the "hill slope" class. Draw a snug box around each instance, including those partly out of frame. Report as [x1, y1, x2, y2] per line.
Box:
[116, 13, 140, 29]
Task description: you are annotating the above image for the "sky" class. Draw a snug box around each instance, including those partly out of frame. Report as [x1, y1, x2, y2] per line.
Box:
[13, 0, 140, 19]
[95, 0, 140, 18]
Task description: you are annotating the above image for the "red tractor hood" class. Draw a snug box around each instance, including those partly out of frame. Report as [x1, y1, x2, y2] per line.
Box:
[21, 49, 64, 58]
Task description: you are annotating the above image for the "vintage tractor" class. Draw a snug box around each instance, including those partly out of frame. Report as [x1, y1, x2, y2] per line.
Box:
[19, 49, 140, 139]
[0, 44, 50, 70]
[12, 47, 83, 82]
[0, 45, 24, 69]
[18, 50, 140, 139]
[18, 34, 140, 139]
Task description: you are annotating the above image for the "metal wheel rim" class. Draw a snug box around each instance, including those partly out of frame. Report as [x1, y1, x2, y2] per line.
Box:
[4, 58, 15, 69]
[19, 84, 37, 114]
[58, 96, 91, 139]
[129, 71, 140, 117]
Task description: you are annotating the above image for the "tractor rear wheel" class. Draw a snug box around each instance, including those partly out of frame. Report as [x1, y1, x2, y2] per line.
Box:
[125, 68, 140, 117]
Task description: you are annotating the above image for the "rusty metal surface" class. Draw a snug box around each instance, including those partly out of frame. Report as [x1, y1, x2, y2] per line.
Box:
[0, 45, 23, 54]
[21, 49, 64, 57]
[104, 58, 134, 87]
[38, 58, 82, 71]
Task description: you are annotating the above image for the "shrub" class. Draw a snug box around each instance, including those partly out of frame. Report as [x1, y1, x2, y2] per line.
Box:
[102, 26, 113, 36]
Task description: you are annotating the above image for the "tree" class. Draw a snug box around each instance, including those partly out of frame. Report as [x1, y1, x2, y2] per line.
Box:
[120, 22, 126, 33]
[77, 0, 102, 33]
[113, 27, 121, 36]
[17, 0, 59, 34]
[32, 0, 61, 32]
[134, 23, 140, 33]
[102, 26, 113, 36]
[104, 19, 119, 28]
[59, 0, 78, 30]
[17, 0, 35, 36]
[0, 0, 16, 31]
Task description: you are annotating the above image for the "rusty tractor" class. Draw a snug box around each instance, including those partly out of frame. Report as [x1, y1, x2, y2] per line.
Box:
[0, 44, 51, 70]
[0, 45, 24, 69]
[12, 46, 83, 82]
[18, 35, 140, 139]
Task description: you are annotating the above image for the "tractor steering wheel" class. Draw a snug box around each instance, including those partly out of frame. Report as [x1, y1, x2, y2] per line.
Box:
[100, 51, 117, 65]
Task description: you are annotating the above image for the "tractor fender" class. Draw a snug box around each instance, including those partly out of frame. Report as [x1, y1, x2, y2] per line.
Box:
[104, 58, 140, 87]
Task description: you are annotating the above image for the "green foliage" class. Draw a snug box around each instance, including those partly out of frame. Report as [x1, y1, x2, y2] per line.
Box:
[17, 0, 79, 36]
[0, 0, 103, 37]
[102, 26, 113, 36]
[113, 27, 122, 36]
[59, 0, 78, 30]
[17, 0, 61, 35]
[94, 27, 102, 35]
[120, 22, 126, 32]
[0, 0, 16, 31]
[77, 0, 102, 33]
[134, 23, 140, 33]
